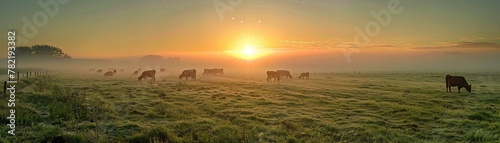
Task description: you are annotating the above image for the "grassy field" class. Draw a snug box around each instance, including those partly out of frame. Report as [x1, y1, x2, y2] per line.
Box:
[1, 70, 499, 142]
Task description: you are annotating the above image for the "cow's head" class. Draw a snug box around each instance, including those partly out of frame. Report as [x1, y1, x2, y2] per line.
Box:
[138, 77, 142, 81]
[465, 85, 472, 93]
[179, 75, 183, 79]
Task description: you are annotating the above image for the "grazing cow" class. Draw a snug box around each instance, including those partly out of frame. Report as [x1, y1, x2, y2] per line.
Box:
[298, 72, 310, 79]
[160, 68, 166, 72]
[446, 75, 472, 93]
[267, 71, 281, 82]
[215, 68, 224, 75]
[179, 69, 196, 80]
[203, 69, 211, 75]
[277, 70, 292, 79]
[89, 68, 95, 71]
[104, 71, 114, 76]
[97, 69, 103, 73]
[138, 70, 156, 81]
[133, 71, 139, 75]
[203, 68, 224, 75]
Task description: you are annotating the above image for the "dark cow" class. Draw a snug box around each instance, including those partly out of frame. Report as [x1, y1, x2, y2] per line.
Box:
[133, 71, 139, 75]
[446, 75, 471, 93]
[267, 71, 281, 82]
[298, 72, 310, 79]
[104, 71, 114, 76]
[203, 68, 224, 75]
[277, 70, 292, 79]
[160, 68, 166, 72]
[138, 70, 156, 81]
[96, 69, 103, 73]
[89, 68, 95, 71]
[179, 69, 196, 80]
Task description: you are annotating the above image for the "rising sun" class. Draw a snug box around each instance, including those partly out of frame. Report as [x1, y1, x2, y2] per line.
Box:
[226, 45, 269, 60]
[243, 46, 257, 57]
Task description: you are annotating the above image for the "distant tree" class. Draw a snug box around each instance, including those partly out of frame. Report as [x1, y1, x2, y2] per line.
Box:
[140, 55, 164, 62]
[16, 45, 71, 60]
[31, 45, 71, 59]
[16, 46, 32, 56]
[139, 55, 165, 66]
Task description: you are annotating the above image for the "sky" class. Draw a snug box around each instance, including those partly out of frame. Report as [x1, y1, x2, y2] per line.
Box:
[1, 0, 499, 71]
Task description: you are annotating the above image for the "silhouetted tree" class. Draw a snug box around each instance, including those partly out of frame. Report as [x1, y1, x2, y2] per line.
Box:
[16, 45, 71, 60]
[139, 55, 165, 66]
[140, 55, 164, 62]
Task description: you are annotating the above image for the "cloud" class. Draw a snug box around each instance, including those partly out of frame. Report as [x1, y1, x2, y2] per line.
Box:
[412, 42, 500, 49]
[437, 51, 463, 55]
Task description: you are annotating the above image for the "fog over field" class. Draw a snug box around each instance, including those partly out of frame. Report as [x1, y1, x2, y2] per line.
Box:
[5, 47, 500, 74]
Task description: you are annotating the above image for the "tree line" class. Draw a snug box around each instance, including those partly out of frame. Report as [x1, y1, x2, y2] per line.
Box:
[16, 45, 71, 60]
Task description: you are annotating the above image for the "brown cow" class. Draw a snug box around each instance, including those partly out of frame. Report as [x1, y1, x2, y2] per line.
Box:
[277, 70, 292, 79]
[215, 68, 224, 75]
[298, 72, 310, 79]
[203, 68, 224, 75]
[138, 70, 156, 81]
[267, 71, 281, 82]
[89, 68, 95, 71]
[179, 69, 196, 80]
[96, 69, 103, 73]
[203, 69, 211, 75]
[133, 71, 139, 75]
[104, 71, 114, 76]
[446, 75, 471, 93]
[160, 68, 166, 72]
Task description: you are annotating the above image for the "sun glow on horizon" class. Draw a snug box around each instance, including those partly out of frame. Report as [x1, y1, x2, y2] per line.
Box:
[226, 45, 271, 60]
[224, 33, 275, 60]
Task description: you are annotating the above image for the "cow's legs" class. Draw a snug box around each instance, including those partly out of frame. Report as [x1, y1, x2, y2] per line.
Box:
[457, 87, 461, 93]
[447, 86, 451, 92]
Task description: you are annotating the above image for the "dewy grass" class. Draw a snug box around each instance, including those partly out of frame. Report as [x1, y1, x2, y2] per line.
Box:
[1, 71, 499, 142]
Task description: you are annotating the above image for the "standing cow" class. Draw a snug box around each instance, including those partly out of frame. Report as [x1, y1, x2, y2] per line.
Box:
[179, 69, 196, 80]
[138, 70, 156, 81]
[203, 68, 224, 75]
[446, 75, 472, 93]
